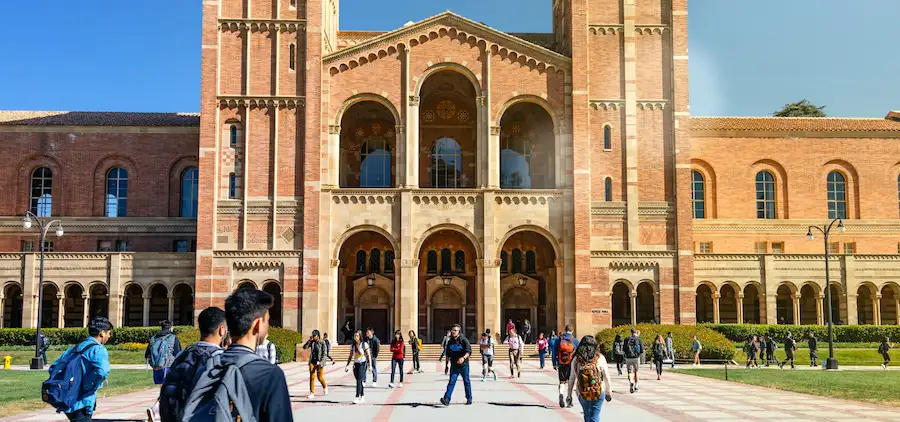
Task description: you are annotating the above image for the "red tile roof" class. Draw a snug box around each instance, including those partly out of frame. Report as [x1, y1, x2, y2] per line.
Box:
[690, 116, 900, 132]
[0, 111, 200, 127]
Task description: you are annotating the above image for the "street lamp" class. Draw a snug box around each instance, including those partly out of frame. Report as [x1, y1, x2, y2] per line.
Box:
[366, 274, 376, 287]
[441, 273, 453, 286]
[517, 276, 527, 287]
[23, 211, 64, 370]
[806, 218, 844, 370]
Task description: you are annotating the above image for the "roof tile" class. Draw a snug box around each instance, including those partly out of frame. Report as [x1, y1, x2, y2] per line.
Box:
[0, 111, 200, 127]
[691, 116, 900, 132]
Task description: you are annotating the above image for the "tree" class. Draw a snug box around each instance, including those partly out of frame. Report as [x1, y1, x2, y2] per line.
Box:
[773, 99, 826, 117]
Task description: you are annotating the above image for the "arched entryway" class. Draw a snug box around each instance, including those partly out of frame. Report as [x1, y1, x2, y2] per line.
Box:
[775, 284, 795, 325]
[2, 283, 23, 328]
[172, 284, 193, 326]
[824, 283, 846, 325]
[498, 230, 558, 335]
[498, 102, 555, 189]
[611, 281, 631, 326]
[148, 284, 168, 326]
[799, 284, 819, 325]
[428, 286, 464, 343]
[419, 70, 478, 188]
[63, 283, 85, 328]
[742, 283, 762, 324]
[41, 283, 60, 328]
[635, 281, 656, 323]
[339, 100, 397, 188]
[262, 281, 282, 328]
[501, 285, 537, 339]
[719, 284, 739, 324]
[89, 283, 109, 320]
[336, 229, 397, 342]
[418, 228, 478, 341]
[881, 284, 899, 325]
[695, 284, 714, 323]
[123, 284, 143, 326]
[356, 285, 392, 343]
[857, 285, 876, 325]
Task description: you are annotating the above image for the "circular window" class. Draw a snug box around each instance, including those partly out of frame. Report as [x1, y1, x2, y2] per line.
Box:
[436, 100, 456, 120]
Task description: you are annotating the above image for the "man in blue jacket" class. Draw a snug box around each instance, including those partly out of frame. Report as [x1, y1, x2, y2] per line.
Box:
[552, 325, 579, 408]
[50, 316, 113, 422]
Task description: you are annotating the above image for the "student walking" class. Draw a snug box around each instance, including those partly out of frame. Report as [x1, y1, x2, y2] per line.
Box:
[38, 332, 51, 366]
[744, 335, 759, 369]
[323, 333, 335, 364]
[652, 334, 666, 380]
[765, 335, 777, 366]
[506, 319, 516, 337]
[523, 319, 532, 344]
[345, 330, 373, 404]
[145, 320, 182, 385]
[182, 288, 292, 422]
[612, 334, 625, 375]
[879, 337, 893, 369]
[341, 320, 354, 345]
[691, 335, 702, 366]
[665, 332, 675, 368]
[365, 328, 381, 387]
[537, 332, 550, 369]
[568, 335, 612, 422]
[389, 330, 405, 388]
[779, 332, 797, 370]
[44, 316, 113, 422]
[808, 331, 819, 367]
[408, 330, 422, 374]
[478, 331, 497, 381]
[439, 324, 473, 406]
[257, 335, 277, 364]
[758, 335, 768, 367]
[438, 329, 451, 375]
[504, 328, 524, 378]
[302, 330, 328, 398]
[623, 327, 644, 393]
[554, 325, 579, 408]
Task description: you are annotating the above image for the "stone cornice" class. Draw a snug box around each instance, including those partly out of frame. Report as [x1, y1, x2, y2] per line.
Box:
[213, 251, 304, 258]
[218, 96, 305, 109]
[588, 25, 623, 35]
[693, 219, 900, 233]
[591, 251, 675, 258]
[0, 217, 197, 234]
[589, 99, 667, 111]
[218, 19, 306, 33]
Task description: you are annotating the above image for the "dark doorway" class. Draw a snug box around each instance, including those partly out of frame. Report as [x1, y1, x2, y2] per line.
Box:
[503, 308, 531, 336]
[431, 308, 461, 343]
[361, 309, 388, 343]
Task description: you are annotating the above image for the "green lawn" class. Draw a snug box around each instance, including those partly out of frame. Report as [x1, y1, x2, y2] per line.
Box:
[674, 368, 900, 407]
[1, 350, 148, 365]
[0, 369, 156, 415]
[732, 348, 897, 366]
[731, 341, 880, 349]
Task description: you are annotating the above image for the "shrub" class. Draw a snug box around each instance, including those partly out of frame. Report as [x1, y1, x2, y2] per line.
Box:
[118, 342, 148, 352]
[596, 324, 735, 362]
[704, 324, 900, 343]
[0, 326, 193, 347]
[176, 327, 301, 363]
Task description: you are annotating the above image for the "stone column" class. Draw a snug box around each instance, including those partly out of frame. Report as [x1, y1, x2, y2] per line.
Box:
[482, 259, 502, 338]
[488, 126, 500, 189]
[82, 294, 90, 327]
[108, 255, 123, 327]
[327, 125, 341, 187]
[399, 258, 419, 336]
[167, 295, 175, 322]
[476, 261, 485, 335]
[847, 294, 858, 325]
[895, 298, 900, 325]
[57, 295, 65, 328]
[395, 125, 405, 187]
[406, 96, 420, 188]
[764, 293, 778, 324]
[792, 295, 800, 325]
[816, 295, 825, 325]
[712, 293, 721, 324]
[555, 260, 565, 329]
[736, 293, 744, 324]
[874, 294, 882, 325]
[0, 295, 5, 327]
[22, 254, 36, 328]
[629, 292, 637, 326]
[142, 295, 151, 327]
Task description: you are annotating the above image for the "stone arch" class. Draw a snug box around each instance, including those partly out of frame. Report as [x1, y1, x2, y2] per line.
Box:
[87, 282, 109, 320]
[167, 156, 199, 217]
[690, 159, 717, 218]
[822, 159, 860, 219]
[171, 282, 194, 326]
[742, 281, 763, 324]
[497, 101, 557, 189]
[63, 282, 86, 328]
[356, 286, 392, 307]
[502, 285, 538, 307]
[695, 282, 715, 323]
[880, 282, 900, 325]
[799, 282, 820, 325]
[825, 282, 847, 325]
[261, 280, 282, 328]
[749, 159, 790, 219]
[17, 153, 65, 215]
[148, 283, 169, 326]
[122, 283, 143, 326]
[40, 282, 61, 328]
[416, 223, 482, 260]
[496, 225, 561, 260]
[635, 280, 657, 323]
[719, 282, 740, 324]
[857, 282, 878, 325]
[776, 282, 797, 324]
[495, 95, 558, 130]
[333, 93, 401, 127]
[333, 225, 399, 260]
[2, 281, 24, 328]
[414, 62, 481, 97]
[236, 279, 258, 290]
[611, 280, 632, 326]
[92, 154, 139, 217]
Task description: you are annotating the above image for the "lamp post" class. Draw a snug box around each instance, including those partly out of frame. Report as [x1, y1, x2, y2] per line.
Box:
[806, 218, 844, 370]
[441, 273, 453, 286]
[23, 211, 64, 370]
[366, 274, 376, 287]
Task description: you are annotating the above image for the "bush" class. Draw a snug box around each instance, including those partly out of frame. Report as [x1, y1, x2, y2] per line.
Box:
[176, 327, 302, 363]
[596, 324, 735, 362]
[0, 326, 193, 347]
[118, 342, 148, 352]
[704, 324, 900, 343]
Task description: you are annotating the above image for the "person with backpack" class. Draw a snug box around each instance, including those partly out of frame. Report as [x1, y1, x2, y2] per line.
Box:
[808, 331, 819, 367]
[665, 332, 675, 368]
[38, 332, 51, 367]
[478, 331, 497, 382]
[758, 335, 768, 367]
[365, 328, 381, 387]
[568, 335, 611, 422]
[43, 316, 112, 422]
[145, 320, 182, 385]
[652, 334, 666, 380]
[537, 332, 549, 369]
[879, 336, 893, 369]
[152, 307, 228, 422]
[438, 329, 451, 374]
[743, 335, 758, 369]
[257, 335, 277, 364]
[778, 332, 797, 370]
[302, 330, 328, 399]
[765, 335, 777, 366]
[504, 328, 525, 378]
[407, 330, 422, 374]
[389, 330, 405, 388]
[181, 288, 292, 422]
[439, 324, 473, 406]
[691, 335, 702, 366]
[623, 327, 644, 393]
[345, 330, 372, 404]
[323, 333, 335, 364]
[523, 319, 532, 344]
[612, 334, 625, 375]
[554, 325, 578, 408]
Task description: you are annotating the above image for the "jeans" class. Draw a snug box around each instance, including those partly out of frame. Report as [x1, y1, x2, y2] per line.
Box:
[391, 358, 404, 383]
[309, 364, 326, 393]
[481, 355, 494, 378]
[353, 362, 367, 397]
[370, 358, 378, 383]
[508, 350, 521, 376]
[577, 393, 605, 422]
[412, 352, 420, 371]
[654, 359, 663, 376]
[539, 351, 547, 368]
[41, 350, 48, 366]
[442, 364, 472, 403]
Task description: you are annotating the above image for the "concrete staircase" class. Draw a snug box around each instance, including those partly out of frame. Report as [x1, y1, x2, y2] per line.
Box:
[325, 343, 541, 363]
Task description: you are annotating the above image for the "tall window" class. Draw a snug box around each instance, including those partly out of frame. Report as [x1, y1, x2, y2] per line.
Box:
[30, 167, 53, 217]
[180, 167, 199, 218]
[896, 174, 900, 217]
[289, 44, 296, 71]
[525, 250, 536, 274]
[511, 248, 523, 274]
[369, 249, 381, 273]
[691, 171, 705, 219]
[228, 173, 237, 199]
[105, 168, 128, 217]
[603, 125, 611, 150]
[229, 125, 238, 147]
[500, 133, 531, 189]
[755, 171, 776, 219]
[454, 250, 466, 273]
[355, 250, 367, 273]
[431, 137, 462, 188]
[427, 250, 438, 274]
[360, 137, 392, 187]
[604, 177, 613, 201]
[827, 171, 847, 219]
[384, 250, 395, 273]
[440, 248, 452, 274]
[500, 251, 509, 273]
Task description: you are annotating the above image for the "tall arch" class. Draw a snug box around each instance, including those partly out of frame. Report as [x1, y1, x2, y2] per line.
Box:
[776, 283, 796, 325]
[611, 280, 632, 326]
[262, 281, 282, 328]
[742, 282, 762, 324]
[719, 283, 739, 323]
[498, 102, 556, 189]
[419, 228, 478, 341]
[635, 281, 657, 323]
[337, 100, 398, 188]
[695, 283, 715, 323]
[2, 282, 24, 328]
[333, 93, 402, 127]
[822, 159, 860, 220]
[336, 229, 397, 342]
[499, 229, 559, 335]
[418, 68, 478, 189]
[691, 159, 717, 218]
[750, 159, 789, 219]
[881, 283, 900, 325]
[123, 283, 143, 326]
[414, 62, 481, 98]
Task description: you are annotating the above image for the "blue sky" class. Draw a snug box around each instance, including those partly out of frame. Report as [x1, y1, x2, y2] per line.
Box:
[0, 0, 896, 117]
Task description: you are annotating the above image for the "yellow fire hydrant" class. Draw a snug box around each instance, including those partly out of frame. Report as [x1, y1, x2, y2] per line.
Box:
[3, 356, 11, 370]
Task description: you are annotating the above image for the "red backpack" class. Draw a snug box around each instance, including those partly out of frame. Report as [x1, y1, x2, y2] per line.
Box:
[558, 336, 575, 365]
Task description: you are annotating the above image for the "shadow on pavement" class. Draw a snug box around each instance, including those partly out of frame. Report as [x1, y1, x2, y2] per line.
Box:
[487, 402, 552, 409]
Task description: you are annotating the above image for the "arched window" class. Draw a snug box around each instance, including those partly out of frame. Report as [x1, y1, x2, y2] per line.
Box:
[604, 177, 613, 202]
[369, 248, 381, 273]
[427, 250, 438, 274]
[440, 248, 452, 274]
[512, 248, 523, 274]
[500, 131, 531, 189]
[755, 171, 776, 219]
[30, 167, 53, 217]
[431, 137, 462, 188]
[180, 167, 199, 218]
[827, 171, 847, 219]
[603, 125, 611, 150]
[105, 168, 128, 217]
[500, 251, 509, 273]
[384, 250, 395, 273]
[355, 250, 366, 274]
[289, 44, 296, 71]
[229, 125, 238, 147]
[454, 250, 466, 273]
[691, 171, 705, 219]
[360, 137, 392, 187]
[525, 250, 536, 274]
[228, 173, 237, 199]
[897, 174, 900, 217]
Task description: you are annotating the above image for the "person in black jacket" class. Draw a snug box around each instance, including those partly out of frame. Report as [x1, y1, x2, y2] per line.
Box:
[779, 332, 797, 370]
[439, 324, 473, 406]
[365, 328, 381, 387]
[808, 331, 819, 367]
[765, 335, 777, 366]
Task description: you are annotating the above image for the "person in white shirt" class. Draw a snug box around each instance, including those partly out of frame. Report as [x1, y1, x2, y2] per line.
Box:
[479, 330, 497, 381]
[256, 335, 277, 364]
[504, 328, 525, 378]
[568, 335, 612, 422]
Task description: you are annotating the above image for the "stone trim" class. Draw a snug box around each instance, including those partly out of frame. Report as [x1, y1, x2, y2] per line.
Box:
[218, 19, 306, 33]
[218, 96, 305, 108]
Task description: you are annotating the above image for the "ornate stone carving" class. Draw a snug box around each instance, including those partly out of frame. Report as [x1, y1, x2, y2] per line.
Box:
[554, 259, 565, 268]
[328, 125, 341, 134]
[219, 19, 306, 33]
[232, 260, 284, 271]
[332, 191, 397, 205]
[330, 259, 341, 268]
[218, 96, 305, 109]
[400, 259, 420, 268]
[589, 100, 624, 111]
[394, 124, 405, 135]
[494, 192, 562, 206]
[490, 126, 501, 136]
[408, 95, 420, 107]
[588, 25, 623, 35]
[482, 258, 502, 268]
[412, 192, 478, 209]
[475, 96, 487, 107]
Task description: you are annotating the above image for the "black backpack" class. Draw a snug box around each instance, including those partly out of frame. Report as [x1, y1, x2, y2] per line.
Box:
[624, 336, 640, 359]
[158, 344, 223, 422]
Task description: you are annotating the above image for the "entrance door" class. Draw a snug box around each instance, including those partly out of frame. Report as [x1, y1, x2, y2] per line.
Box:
[503, 308, 531, 335]
[361, 309, 388, 343]
[431, 308, 460, 343]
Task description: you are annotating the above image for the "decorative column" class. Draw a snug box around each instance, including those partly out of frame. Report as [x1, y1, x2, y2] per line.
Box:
[142, 295, 151, 327]
[736, 293, 744, 324]
[874, 294, 882, 325]
[476, 260, 485, 335]
[327, 125, 341, 187]
[406, 96, 420, 188]
[816, 295, 825, 325]
[792, 295, 801, 325]
[82, 294, 90, 327]
[488, 126, 500, 189]
[22, 254, 37, 328]
[712, 293, 721, 324]
[398, 258, 419, 336]
[629, 292, 637, 326]
[482, 259, 502, 339]
[395, 125, 405, 187]
[57, 295, 65, 328]
[764, 293, 778, 324]
[847, 294, 858, 325]
[167, 294, 175, 322]
[895, 298, 900, 325]
[555, 259, 566, 330]
[0, 294, 5, 327]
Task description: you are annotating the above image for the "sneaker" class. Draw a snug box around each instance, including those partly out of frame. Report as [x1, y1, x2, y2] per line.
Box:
[372, 382, 378, 388]
[440, 397, 450, 406]
[444, 368, 449, 375]
[353, 397, 360, 404]
[359, 397, 366, 404]
[558, 394, 566, 408]
[566, 397, 573, 408]
[388, 383, 395, 388]
[634, 384, 639, 391]
[324, 387, 329, 396]
[481, 378, 486, 382]
[493, 373, 497, 381]
[466, 400, 473, 405]
[398, 383, 403, 387]
[629, 383, 635, 394]
[882, 364, 887, 370]
[307, 393, 315, 399]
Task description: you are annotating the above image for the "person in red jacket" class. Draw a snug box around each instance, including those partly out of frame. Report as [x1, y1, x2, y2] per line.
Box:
[389, 330, 406, 388]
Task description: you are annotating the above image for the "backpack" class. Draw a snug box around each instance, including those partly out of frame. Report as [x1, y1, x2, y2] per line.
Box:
[576, 355, 604, 401]
[42, 343, 98, 413]
[159, 344, 224, 422]
[558, 336, 575, 365]
[613, 341, 624, 357]
[182, 352, 264, 422]
[624, 336, 640, 359]
[149, 333, 174, 369]
[40, 335, 51, 351]
[879, 343, 889, 354]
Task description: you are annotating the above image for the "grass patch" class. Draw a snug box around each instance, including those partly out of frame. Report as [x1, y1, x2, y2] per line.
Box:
[0, 350, 148, 365]
[731, 348, 898, 366]
[731, 342, 880, 349]
[0, 369, 156, 416]
[674, 368, 900, 407]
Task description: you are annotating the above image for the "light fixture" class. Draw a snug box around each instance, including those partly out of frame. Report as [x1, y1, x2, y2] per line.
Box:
[441, 273, 453, 286]
[806, 229, 814, 241]
[837, 220, 845, 233]
[366, 274, 376, 287]
[517, 276, 526, 287]
[56, 226, 64, 237]
[23, 216, 32, 229]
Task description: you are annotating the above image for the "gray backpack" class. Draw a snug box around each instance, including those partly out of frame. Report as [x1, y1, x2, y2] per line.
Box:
[182, 352, 264, 422]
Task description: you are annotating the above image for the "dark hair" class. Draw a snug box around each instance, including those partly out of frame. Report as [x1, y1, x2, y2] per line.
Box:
[486, 328, 491, 335]
[160, 320, 173, 330]
[408, 330, 416, 338]
[452, 324, 461, 330]
[630, 327, 636, 335]
[394, 330, 404, 342]
[198, 307, 226, 339]
[614, 333, 622, 342]
[312, 330, 321, 338]
[564, 325, 572, 332]
[353, 330, 364, 345]
[224, 288, 274, 338]
[667, 332, 672, 336]
[88, 316, 113, 337]
[574, 335, 599, 362]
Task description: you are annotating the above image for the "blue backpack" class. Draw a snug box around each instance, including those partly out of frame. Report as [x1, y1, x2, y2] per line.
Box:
[149, 334, 174, 369]
[42, 343, 98, 412]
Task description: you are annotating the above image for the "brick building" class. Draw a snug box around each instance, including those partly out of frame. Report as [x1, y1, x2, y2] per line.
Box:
[2, 1, 899, 339]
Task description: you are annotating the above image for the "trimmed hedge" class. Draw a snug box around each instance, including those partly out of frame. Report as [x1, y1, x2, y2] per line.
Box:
[0, 326, 193, 347]
[597, 324, 735, 362]
[177, 327, 301, 363]
[704, 324, 900, 343]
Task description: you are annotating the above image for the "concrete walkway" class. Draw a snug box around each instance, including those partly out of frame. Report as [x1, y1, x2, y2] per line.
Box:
[4, 359, 897, 421]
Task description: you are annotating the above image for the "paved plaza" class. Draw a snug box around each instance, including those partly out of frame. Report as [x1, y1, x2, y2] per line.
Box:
[4, 360, 898, 421]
